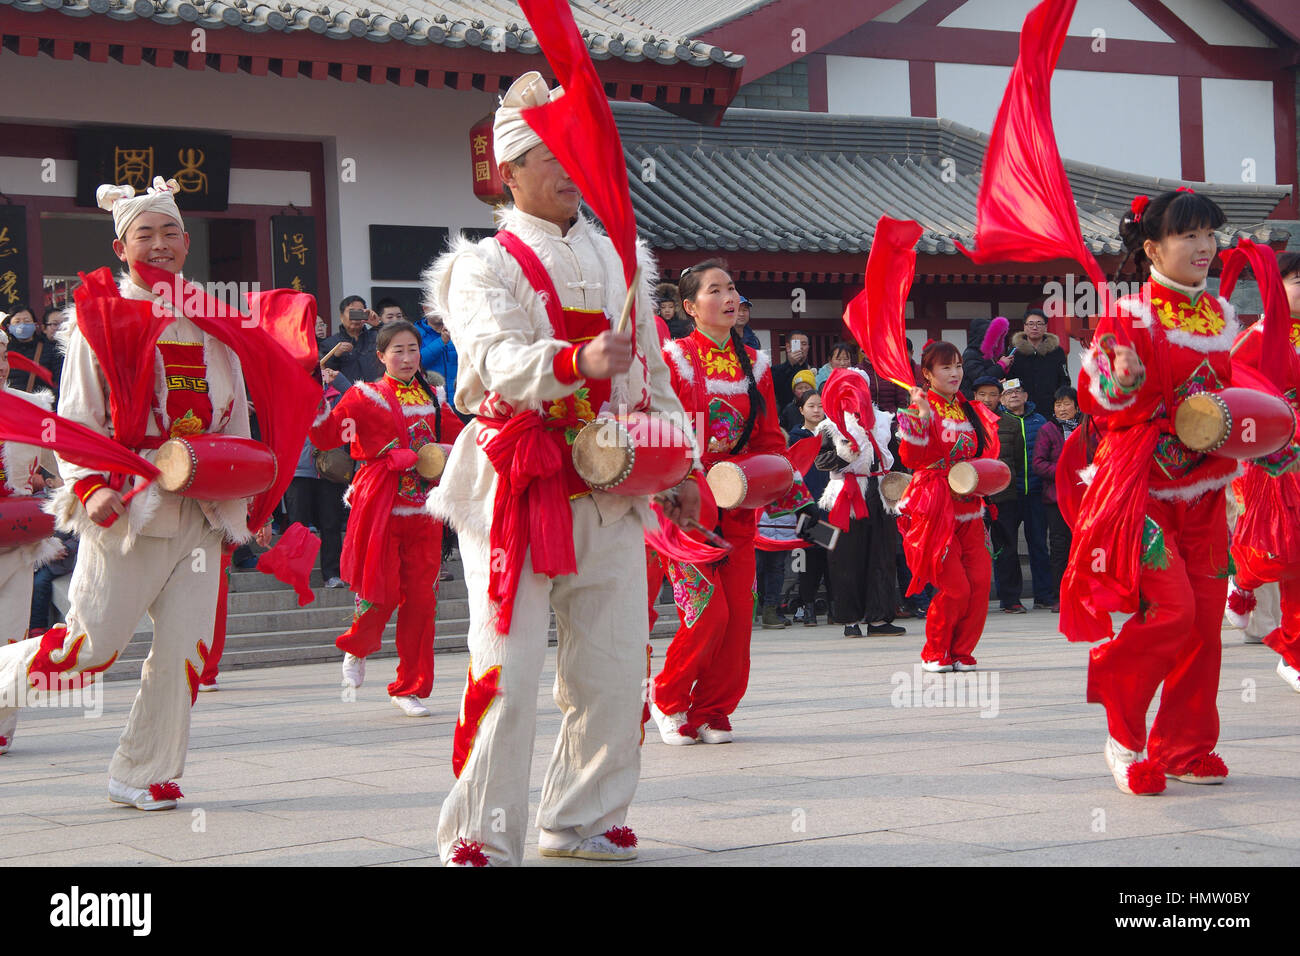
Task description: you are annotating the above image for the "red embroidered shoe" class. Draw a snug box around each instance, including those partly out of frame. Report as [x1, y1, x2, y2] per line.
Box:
[539, 827, 638, 862]
[447, 839, 490, 867]
[108, 777, 183, 811]
[1104, 737, 1165, 796]
[1165, 753, 1229, 785]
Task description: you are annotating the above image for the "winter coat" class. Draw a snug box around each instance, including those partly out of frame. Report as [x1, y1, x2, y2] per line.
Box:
[993, 401, 1048, 502]
[960, 317, 1006, 399]
[1005, 331, 1070, 416]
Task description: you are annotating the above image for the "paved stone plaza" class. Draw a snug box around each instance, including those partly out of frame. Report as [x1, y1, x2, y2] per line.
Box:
[2, 609, 1298, 866]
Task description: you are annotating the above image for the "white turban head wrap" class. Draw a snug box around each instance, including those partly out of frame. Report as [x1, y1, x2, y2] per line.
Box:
[492, 71, 565, 165]
[97, 176, 186, 240]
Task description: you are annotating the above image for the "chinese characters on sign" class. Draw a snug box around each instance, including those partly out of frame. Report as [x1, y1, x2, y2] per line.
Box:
[0, 205, 30, 309]
[77, 128, 231, 210]
[271, 215, 318, 297]
[469, 114, 507, 205]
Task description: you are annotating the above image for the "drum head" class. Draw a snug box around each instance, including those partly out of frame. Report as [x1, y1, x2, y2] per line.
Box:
[879, 472, 910, 504]
[154, 439, 195, 493]
[416, 443, 446, 480]
[571, 420, 631, 488]
[948, 461, 977, 496]
[1174, 393, 1227, 452]
[706, 462, 747, 509]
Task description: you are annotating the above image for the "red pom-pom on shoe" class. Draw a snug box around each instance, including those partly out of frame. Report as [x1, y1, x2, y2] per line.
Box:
[149, 782, 183, 801]
[1227, 588, 1257, 616]
[1126, 759, 1167, 794]
[603, 826, 638, 849]
[1178, 753, 1229, 780]
[451, 838, 489, 867]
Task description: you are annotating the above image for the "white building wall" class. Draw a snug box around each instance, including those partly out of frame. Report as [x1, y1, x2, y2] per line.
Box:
[939, 0, 1172, 41]
[1201, 78, 1276, 185]
[825, 56, 911, 116]
[1162, 0, 1274, 46]
[0, 55, 499, 307]
[935, 63, 1182, 179]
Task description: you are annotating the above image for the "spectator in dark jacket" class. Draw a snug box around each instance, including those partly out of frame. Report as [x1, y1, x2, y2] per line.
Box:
[320, 294, 383, 384]
[960, 316, 1008, 399]
[991, 378, 1052, 613]
[1031, 385, 1085, 610]
[773, 331, 813, 409]
[779, 369, 817, 431]
[655, 281, 694, 339]
[1006, 309, 1070, 416]
[735, 295, 761, 350]
[3, 304, 60, 393]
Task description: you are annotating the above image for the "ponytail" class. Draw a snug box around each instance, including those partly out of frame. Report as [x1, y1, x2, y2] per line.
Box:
[730, 327, 764, 417]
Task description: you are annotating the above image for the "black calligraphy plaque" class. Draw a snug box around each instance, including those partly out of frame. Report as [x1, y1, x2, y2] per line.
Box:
[75, 127, 231, 211]
[271, 215, 318, 295]
[0, 205, 30, 310]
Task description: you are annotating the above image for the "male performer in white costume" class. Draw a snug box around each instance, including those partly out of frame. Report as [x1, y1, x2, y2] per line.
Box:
[425, 72, 699, 866]
[0, 178, 267, 807]
[0, 330, 62, 664]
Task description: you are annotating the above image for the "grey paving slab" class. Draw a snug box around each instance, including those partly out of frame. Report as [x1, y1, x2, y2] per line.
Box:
[3, 605, 1299, 867]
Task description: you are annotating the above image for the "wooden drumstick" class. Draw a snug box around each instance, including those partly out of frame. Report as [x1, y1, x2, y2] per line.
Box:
[319, 342, 349, 367]
[614, 267, 642, 336]
[653, 490, 733, 553]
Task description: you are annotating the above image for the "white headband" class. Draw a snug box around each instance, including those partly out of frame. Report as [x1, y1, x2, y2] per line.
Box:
[97, 176, 185, 240]
[492, 71, 564, 165]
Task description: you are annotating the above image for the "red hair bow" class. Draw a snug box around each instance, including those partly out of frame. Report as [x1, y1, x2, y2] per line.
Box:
[1130, 195, 1150, 221]
[1176, 186, 1196, 194]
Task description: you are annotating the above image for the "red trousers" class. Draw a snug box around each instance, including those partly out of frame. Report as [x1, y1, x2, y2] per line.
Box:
[1086, 492, 1228, 772]
[337, 515, 443, 698]
[1234, 546, 1300, 671]
[654, 508, 756, 729]
[199, 544, 233, 687]
[921, 517, 992, 665]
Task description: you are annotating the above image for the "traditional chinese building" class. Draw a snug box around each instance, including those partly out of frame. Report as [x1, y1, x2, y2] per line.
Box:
[0, 0, 1296, 377]
[0, 0, 742, 317]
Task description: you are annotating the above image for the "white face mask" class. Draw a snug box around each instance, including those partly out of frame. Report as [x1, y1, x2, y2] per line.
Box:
[8, 322, 34, 340]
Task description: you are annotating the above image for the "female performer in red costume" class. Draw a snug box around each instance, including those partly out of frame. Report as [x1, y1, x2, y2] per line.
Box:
[310, 320, 462, 717]
[896, 342, 1001, 673]
[1226, 250, 1300, 694]
[650, 260, 807, 745]
[1062, 190, 1290, 794]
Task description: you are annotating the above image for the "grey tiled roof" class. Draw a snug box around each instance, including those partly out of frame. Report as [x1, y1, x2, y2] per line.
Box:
[592, 0, 773, 37]
[2, 0, 743, 67]
[615, 104, 1293, 257]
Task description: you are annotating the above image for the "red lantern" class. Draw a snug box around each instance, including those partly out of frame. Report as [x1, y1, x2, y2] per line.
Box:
[469, 115, 507, 205]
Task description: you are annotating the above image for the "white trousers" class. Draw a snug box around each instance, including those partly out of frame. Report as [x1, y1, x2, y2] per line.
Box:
[0, 547, 33, 646]
[437, 496, 649, 866]
[0, 499, 221, 787]
[1245, 581, 1282, 641]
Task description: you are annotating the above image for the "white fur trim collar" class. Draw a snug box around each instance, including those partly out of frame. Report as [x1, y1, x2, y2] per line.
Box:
[1119, 294, 1240, 355]
[662, 338, 694, 385]
[1148, 464, 1240, 502]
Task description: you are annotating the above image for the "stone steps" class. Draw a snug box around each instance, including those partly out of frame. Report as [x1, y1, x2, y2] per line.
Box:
[53, 560, 681, 683]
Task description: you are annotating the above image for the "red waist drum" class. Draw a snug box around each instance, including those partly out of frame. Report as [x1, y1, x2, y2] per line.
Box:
[1175, 388, 1296, 459]
[706, 453, 794, 510]
[0, 496, 56, 546]
[571, 413, 693, 497]
[948, 458, 1011, 497]
[155, 434, 277, 500]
